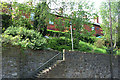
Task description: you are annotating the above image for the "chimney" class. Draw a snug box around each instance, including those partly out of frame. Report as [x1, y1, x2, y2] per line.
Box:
[94, 17, 99, 23]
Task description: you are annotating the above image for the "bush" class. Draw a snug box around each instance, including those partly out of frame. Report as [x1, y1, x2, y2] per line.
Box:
[117, 50, 120, 55]
[1, 14, 12, 32]
[47, 36, 80, 51]
[12, 17, 33, 30]
[94, 39, 105, 48]
[47, 37, 71, 51]
[78, 40, 93, 52]
[76, 34, 96, 44]
[2, 26, 47, 50]
[94, 48, 106, 54]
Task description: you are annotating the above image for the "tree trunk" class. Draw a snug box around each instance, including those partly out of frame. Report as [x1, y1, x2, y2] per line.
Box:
[114, 27, 117, 48]
[118, 1, 120, 47]
[109, 0, 113, 78]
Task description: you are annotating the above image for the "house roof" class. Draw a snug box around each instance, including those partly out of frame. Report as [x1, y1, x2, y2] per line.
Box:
[93, 23, 101, 27]
[51, 13, 101, 27]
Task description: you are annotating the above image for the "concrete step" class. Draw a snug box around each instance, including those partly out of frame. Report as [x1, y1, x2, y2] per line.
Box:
[35, 60, 64, 78]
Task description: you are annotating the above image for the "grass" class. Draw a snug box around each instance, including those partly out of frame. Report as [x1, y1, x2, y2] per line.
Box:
[116, 50, 120, 55]
[47, 36, 120, 55]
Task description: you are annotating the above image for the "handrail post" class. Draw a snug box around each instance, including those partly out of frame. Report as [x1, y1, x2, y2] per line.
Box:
[63, 49, 65, 61]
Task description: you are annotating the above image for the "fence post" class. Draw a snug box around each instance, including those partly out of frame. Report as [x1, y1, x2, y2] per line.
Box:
[63, 49, 65, 61]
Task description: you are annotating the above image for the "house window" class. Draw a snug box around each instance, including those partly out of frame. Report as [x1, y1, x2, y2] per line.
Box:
[30, 13, 35, 21]
[49, 20, 54, 25]
[97, 28, 99, 30]
[92, 27, 95, 30]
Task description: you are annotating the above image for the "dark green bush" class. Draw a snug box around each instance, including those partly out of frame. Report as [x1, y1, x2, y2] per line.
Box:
[75, 33, 96, 44]
[47, 36, 80, 51]
[2, 26, 47, 50]
[47, 37, 71, 51]
[78, 40, 93, 51]
[1, 14, 12, 32]
[12, 17, 33, 30]
[116, 42, 120, 48]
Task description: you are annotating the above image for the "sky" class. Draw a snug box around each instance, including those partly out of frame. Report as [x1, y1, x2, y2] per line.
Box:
[1, 0, 105, 23]
[1, 0, 104, 10]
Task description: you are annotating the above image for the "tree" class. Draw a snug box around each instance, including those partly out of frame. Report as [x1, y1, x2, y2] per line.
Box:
[67, 1, 96, 42]
[33, 2, 51, 36]
[118, 1, 120, 48]
[11, 1, 34, 29]
[100, 0, 119, 48]
[1, 2, 12, 32]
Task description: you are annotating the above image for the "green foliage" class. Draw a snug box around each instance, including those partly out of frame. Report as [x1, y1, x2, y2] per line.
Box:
[78, 40, 106, 54]
[34, 2, 50, 36]
[100, 1, 119, 47]
[47, 37, 71, 51]
[76, 33, 96, 44]
[47, 36, 80, 51]
[1, 14, 12, 32]
[11, 2, 33, 29]
[2, 26, 47, 50]
[94, 39, 105, 48]
[94, 48, 106, 54]
[47, 36, 107, 54]
[54, 17, 70, 32]
[116, 50, 120, 55]
[12, 17, 33, 29]
[78, 40, 93, 51]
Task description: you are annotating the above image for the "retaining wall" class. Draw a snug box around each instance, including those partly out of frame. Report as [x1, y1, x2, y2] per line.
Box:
[42, 51, 119, 78]
[2, 45, 59, 78]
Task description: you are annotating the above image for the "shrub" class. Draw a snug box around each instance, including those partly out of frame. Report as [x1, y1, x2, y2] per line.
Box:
[47, 37, 71, 51]
[1, 14, 12, 32]
[2, 26, 47, 50]
[117, 50, 120, 55]
[94, 48, 106, 54]
[76, 34, 96, 44]
[94, 39, 105, 48]
[78, 40, 93, 52]
[47, 36, 80, 51]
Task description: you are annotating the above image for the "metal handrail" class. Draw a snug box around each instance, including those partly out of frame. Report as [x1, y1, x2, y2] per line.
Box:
[31, 52, 62, 77]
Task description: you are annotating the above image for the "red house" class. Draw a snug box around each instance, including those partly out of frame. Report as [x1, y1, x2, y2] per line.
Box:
[2, 2, 103, 37]
[47, 14, 103, 37]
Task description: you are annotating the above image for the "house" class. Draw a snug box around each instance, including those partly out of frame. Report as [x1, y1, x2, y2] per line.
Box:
[1, 2, 103, 37]
[48, 14, 103, 37]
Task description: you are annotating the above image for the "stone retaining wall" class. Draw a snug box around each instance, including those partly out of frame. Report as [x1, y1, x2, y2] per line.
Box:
[42, 51, 119, 78]
[2, 46, 59, 78]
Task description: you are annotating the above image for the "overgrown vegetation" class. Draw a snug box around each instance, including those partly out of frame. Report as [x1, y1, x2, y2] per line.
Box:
[1, 14, 12, 32]
[47, 36, 107, 54]
[2, 26, 47, 50]
[1, 1, 119, 55]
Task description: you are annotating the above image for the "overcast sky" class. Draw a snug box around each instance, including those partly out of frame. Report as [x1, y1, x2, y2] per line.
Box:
[1, 0, 104, 11]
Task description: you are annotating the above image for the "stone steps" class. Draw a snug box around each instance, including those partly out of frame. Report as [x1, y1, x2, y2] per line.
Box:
[35, 60, 63, 78]
[36, 52, 119, 78]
